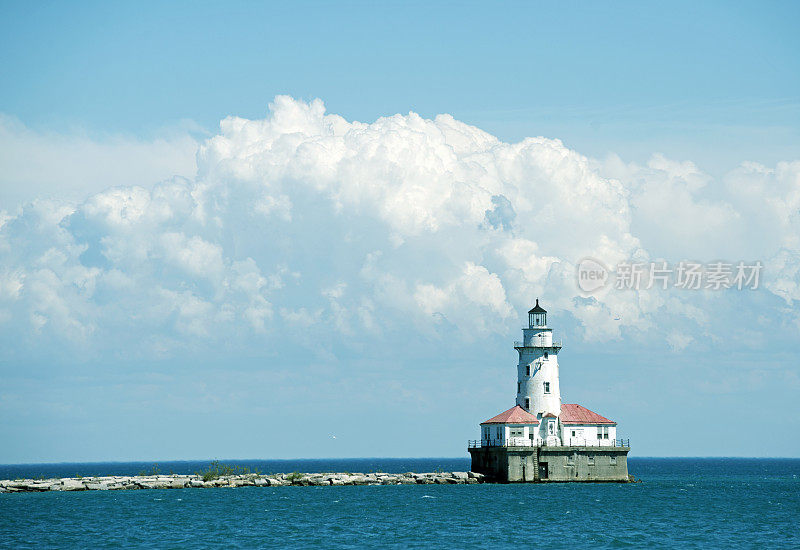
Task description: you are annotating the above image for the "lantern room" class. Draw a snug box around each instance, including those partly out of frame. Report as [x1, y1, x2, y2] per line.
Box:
[528, 298, 547, 328]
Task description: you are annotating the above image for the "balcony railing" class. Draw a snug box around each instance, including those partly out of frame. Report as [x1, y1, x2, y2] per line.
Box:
[514, 340, 562, 348]
[468, 438, 630, 449]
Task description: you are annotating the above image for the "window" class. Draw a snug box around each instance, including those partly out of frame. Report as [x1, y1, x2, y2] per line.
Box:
[567, 453, 575, 464]
[544, 352, 548, 359]
[571, 430, 576, 437]
[525, 398, 530, 410]
[517, 382, 520, 393]
[548, 420, 555, 435]
[496, 427, 501, 439]
[610, 456, 617, 465]
[544, 382, 550, 394]
[510, 427, 523, 438]
[597, 426, 609, 439]
[530, 312, 546, 327]
[526, 365, 530, 376]
[588, 455, 595, 465]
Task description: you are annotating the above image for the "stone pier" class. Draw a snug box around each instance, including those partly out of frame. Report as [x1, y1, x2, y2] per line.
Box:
[0, 471, 486, 493]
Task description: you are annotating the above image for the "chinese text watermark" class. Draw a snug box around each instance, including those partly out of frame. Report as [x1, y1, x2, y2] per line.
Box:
[577, 258, 762, 293]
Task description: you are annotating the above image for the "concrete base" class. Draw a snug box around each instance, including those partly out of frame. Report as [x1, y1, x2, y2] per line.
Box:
[468, 445, 630, 482]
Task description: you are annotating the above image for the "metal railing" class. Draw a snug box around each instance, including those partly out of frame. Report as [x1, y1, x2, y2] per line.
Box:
[468, 438, 630, 449]
[513, 340, 562, 348]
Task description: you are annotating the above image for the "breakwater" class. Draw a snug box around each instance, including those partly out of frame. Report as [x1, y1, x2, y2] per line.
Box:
[0, 471, 486, 492]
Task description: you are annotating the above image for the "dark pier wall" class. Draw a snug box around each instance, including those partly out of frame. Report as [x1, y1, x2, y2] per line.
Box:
[469, 446, 630, 482]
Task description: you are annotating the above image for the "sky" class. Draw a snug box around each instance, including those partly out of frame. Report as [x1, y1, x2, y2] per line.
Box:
[0, 1, 799, 462]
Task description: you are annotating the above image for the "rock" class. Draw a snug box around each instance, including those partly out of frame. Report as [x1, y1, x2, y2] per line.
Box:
[468, 471, 483, 479]
[16, 482, 51, 491]
[451, 472, 469, 480]
[329, 474, 350, 483]
[268, 478, 287, 487]
[62, 479, 86, 491]
[254, 478, 268, 487]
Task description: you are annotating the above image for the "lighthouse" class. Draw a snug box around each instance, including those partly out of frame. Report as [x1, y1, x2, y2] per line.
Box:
[468, 300, 632, 482]
[515, 299, 562, 420]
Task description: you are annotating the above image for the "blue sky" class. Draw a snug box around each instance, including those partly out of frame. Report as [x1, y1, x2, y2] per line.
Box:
[3, 1, 799, 171]
[0, 1, 799, 462]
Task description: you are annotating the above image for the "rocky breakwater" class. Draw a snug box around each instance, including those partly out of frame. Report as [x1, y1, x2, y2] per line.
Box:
[0, 471, 486, 493]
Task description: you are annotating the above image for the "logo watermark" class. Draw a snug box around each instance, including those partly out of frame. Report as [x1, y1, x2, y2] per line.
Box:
[577, 258, 610, 293]
[577, 258, 762, 294]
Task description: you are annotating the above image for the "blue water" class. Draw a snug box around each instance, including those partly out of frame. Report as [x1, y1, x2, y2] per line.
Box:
[1, 458, 798, 549]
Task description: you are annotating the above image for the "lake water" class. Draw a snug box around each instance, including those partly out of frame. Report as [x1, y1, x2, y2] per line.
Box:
[1, 458, 798, 548]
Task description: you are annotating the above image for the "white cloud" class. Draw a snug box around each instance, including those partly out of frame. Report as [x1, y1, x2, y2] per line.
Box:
[666, 331, 694, 353]
[413, 262, 514, 335]
[1, 96, 799, 358]
[0, 115, 199, 211]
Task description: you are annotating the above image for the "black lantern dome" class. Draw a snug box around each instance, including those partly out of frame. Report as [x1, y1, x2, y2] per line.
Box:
[528, 299, 546, 327]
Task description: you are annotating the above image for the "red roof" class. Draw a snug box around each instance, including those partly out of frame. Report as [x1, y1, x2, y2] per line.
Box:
[560, 403, 616, 425]
[481, 405, 540, 425]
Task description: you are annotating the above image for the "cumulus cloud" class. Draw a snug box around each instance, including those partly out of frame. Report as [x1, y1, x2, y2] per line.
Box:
[1, 96, 799, 360]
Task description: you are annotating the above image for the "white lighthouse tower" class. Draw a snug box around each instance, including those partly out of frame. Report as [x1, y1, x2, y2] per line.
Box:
[515, 299, 562, 441]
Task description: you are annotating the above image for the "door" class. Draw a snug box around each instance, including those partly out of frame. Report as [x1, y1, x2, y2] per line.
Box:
[538, 461, 548, 480]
